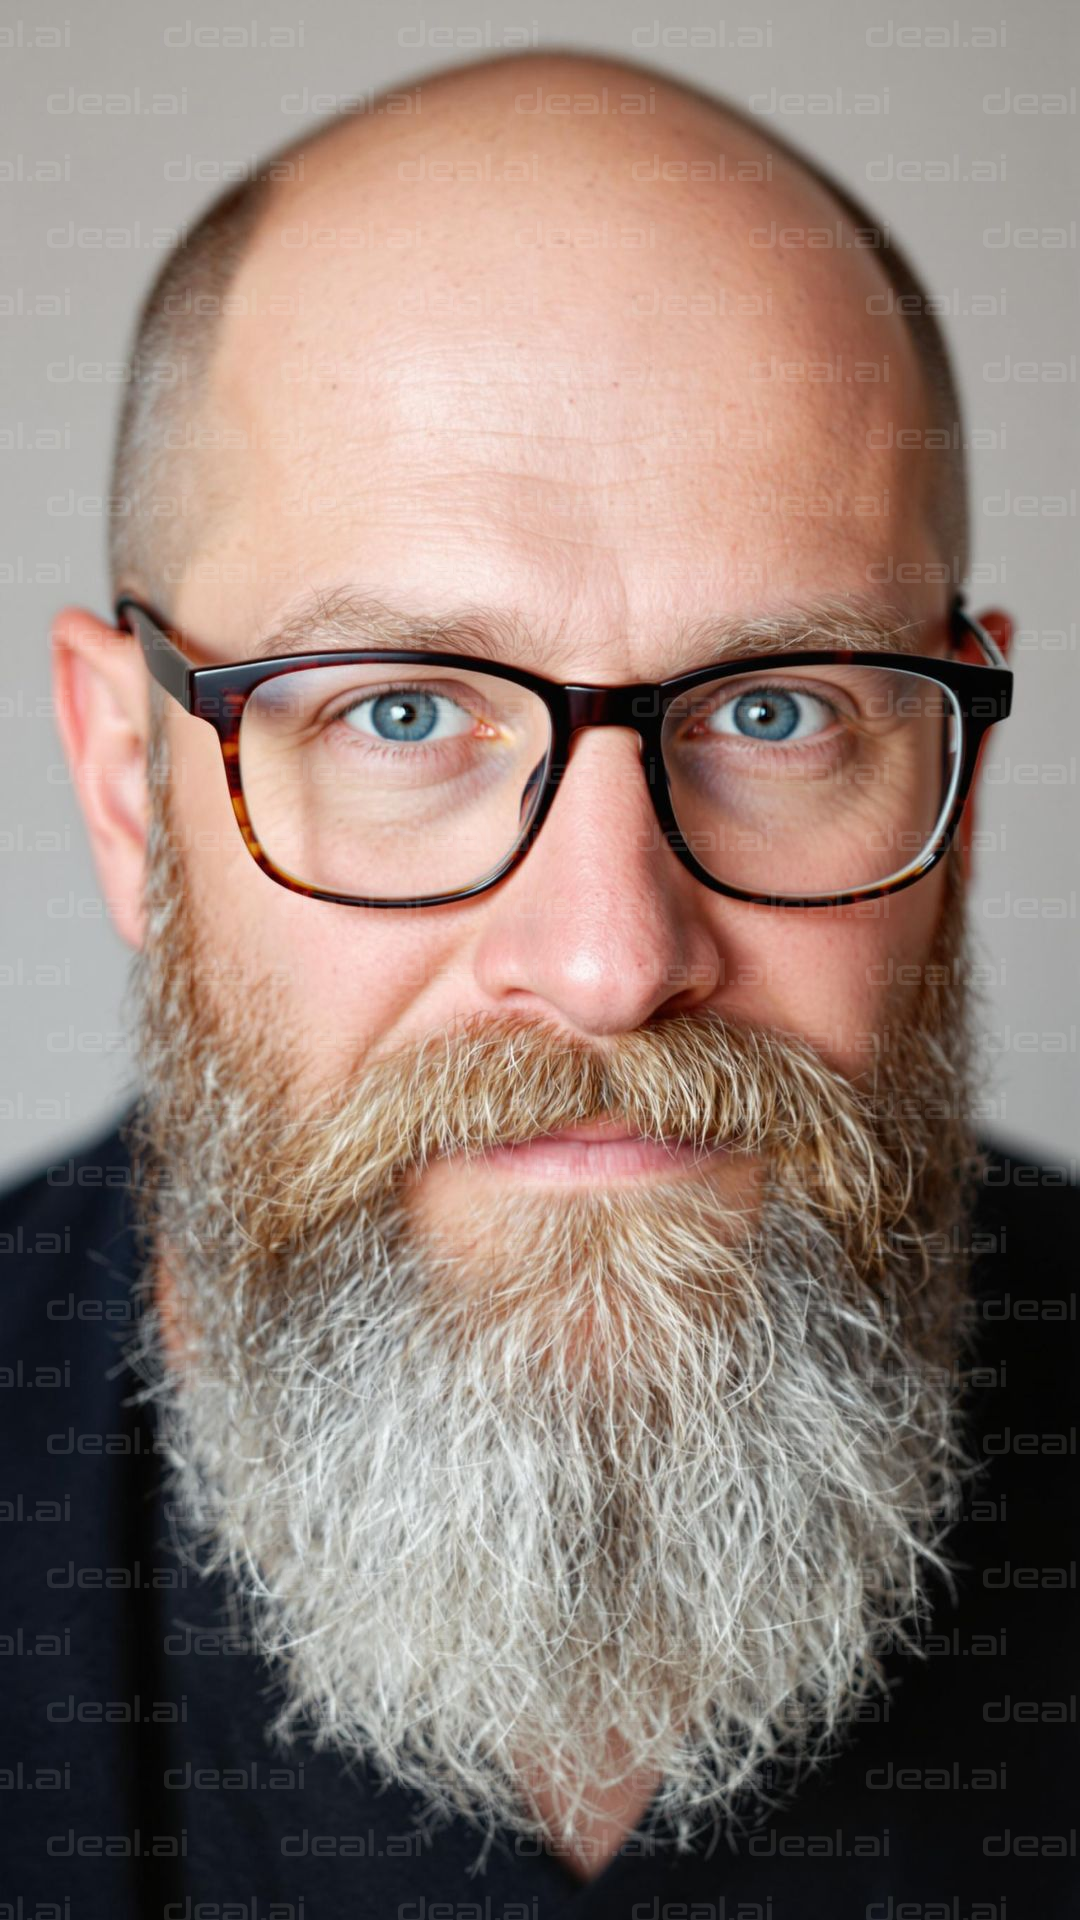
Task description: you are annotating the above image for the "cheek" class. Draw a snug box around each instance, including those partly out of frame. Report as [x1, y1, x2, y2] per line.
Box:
[737, 865, 949, 1081]
[165, 708, 473, 1088]
[166, 708, 285, 998]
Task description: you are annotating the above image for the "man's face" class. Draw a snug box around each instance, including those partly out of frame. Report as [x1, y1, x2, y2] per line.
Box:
[63, 76, 1001, 1866]
[160, 104, 954, 1154]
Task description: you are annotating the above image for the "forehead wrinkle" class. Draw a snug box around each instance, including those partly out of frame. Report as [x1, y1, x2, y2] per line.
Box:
[249, 585, 930, 675]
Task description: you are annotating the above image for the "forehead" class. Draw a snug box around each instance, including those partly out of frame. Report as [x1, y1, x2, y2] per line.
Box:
[219, 210, 927, 459]
[212, 133, 931, 486]
[184, 141, 940, 667]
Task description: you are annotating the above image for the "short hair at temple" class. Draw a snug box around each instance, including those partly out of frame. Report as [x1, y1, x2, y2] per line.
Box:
[107, 54, 970, 624]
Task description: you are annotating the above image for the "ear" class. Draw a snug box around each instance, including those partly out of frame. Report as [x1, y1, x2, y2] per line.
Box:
[956, 607, 1014, 884]
[51, 605, 152, 950]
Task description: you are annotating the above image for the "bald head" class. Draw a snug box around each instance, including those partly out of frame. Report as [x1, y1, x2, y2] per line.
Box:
[108, 50, 967, 626]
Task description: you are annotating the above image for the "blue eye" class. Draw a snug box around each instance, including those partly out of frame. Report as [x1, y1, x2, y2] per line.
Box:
[341, 690, 474, 744]
[709, 687, 833, 744]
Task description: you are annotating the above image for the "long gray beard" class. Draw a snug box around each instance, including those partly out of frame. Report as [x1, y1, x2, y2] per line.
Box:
[122, 733, 987, 1869]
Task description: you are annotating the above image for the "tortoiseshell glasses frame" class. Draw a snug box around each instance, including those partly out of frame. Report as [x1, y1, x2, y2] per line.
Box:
[115, 591, 1012, 911]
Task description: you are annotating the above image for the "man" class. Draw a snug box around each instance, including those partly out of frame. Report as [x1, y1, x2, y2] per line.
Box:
[2, 47, 1076, 1917]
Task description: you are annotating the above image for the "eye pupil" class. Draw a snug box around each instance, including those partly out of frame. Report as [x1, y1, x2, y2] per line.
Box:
[734, 690, 800, 741]
[371, 691, 438, 741]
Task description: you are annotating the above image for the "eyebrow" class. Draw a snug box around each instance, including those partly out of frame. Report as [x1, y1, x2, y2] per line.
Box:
[243, 585, 934, 676]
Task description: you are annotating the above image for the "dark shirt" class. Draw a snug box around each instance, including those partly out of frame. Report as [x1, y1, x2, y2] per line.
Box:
[1, 1113, 1077, 1919]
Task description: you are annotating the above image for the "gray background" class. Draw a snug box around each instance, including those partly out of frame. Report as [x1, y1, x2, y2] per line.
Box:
[2, 0, 1078, 1189]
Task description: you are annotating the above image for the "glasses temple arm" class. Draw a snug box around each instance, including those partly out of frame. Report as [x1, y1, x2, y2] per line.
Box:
[115, 597, 195, 710]
[949, 593, 1010, 672]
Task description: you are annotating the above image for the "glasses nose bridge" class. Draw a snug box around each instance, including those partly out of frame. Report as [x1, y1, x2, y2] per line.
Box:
[564, 682, 659, 739]
[554, 684, 669, 846]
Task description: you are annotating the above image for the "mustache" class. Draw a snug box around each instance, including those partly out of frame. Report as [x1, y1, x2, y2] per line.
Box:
[229, 1006, 915, 1260]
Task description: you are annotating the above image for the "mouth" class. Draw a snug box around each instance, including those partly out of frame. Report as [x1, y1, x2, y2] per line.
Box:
[464, 1118, 730, 1186]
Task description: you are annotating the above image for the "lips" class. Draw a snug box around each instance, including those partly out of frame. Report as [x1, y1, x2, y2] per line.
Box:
[465, 1119, 729, 1186]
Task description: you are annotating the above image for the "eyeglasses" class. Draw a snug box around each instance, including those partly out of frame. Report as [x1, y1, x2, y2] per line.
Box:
[116, 592, 1012, 911]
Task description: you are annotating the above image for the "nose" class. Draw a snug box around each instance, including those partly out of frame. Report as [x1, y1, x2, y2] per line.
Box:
[469, 725, 728, 1037]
